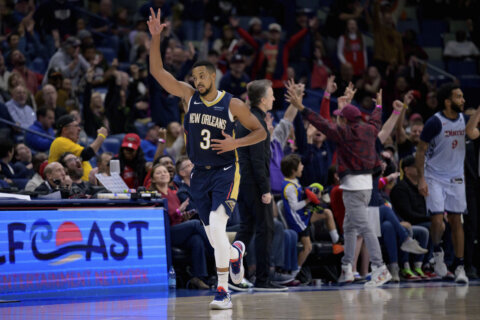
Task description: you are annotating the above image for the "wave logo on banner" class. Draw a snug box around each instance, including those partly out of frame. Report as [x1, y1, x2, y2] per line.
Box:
[23, 219, 149, 265]
[31, 219, 86, 265]
[30, 219, 83, 265]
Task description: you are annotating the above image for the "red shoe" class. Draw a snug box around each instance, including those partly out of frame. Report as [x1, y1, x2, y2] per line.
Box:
[422, 265, 439, 279]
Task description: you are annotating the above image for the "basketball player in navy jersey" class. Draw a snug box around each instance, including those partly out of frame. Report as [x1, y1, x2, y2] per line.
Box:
[148, 8, 267, 309]
[416, 83, 480, 284]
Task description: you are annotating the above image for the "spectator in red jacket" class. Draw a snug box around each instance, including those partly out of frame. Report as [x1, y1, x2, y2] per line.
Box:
[286, 81, 392, 287]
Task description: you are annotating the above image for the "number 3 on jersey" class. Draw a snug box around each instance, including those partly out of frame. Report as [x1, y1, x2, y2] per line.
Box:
[200, 129, 211, 149]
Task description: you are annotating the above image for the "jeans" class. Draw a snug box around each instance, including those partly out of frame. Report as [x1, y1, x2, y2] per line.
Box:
[399, 225, 430, 264]
[170, 219, 212, 278]
[284, 229, 299, 271]
[379, 205, 409, 264]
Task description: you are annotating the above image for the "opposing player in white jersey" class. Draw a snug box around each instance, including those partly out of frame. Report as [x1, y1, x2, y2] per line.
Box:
[415, 83, 480, 284]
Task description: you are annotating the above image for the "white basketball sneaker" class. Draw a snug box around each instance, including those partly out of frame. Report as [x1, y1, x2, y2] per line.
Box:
[338, 264, 354, 283]
[433, 250, 450, 278]
[454, 265, 469, 284]
[365, 264, 392, 287]
[229, 241, 245, 284]
[209, 286, 232, 310]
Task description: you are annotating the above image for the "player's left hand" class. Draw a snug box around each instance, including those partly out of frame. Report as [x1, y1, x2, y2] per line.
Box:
[211, 131, 237, 154]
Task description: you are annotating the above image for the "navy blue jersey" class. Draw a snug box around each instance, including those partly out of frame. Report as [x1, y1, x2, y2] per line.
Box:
[184, 90, 236, 166]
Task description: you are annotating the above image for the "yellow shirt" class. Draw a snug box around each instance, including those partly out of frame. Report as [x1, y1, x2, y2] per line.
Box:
[48, 137, 92, 181]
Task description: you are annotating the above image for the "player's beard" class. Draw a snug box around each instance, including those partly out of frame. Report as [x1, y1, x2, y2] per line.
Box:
[451, 101, 463, 114]
[199, 83, 212, 97]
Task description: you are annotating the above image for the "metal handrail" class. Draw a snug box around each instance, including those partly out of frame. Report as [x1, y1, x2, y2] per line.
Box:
[412, 56, 457, 80]
[0, 117, 55, 140]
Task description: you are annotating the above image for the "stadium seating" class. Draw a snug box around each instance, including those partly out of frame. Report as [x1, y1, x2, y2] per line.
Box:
[446, 60, 478, 76]
[97, 47, 117, 64]
[101, 138, 121, 154]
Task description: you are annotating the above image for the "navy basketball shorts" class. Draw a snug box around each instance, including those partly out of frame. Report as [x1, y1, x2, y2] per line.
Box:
[190, 162, 240, 226]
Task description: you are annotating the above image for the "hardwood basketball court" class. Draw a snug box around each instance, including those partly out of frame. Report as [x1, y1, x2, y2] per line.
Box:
[0, 281, 478, 319]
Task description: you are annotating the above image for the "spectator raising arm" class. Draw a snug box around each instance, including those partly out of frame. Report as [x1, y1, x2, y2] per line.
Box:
[285, 79, 343, 144]
[378, 100, 404, 144]
[88, 127, 108, 157]
[320, 75, 337, 121]
[395, 90, 414, 145]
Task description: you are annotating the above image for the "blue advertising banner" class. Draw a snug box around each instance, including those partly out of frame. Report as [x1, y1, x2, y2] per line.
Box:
[0, 208, 168, 299]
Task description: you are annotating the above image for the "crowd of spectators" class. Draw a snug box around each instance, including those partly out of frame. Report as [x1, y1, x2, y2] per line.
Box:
[0, 0, 479, 288]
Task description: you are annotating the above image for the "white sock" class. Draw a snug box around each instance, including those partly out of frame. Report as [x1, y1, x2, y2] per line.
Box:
[404, 262, 411, 270]
[329, 229, 339, 244]
[217, 271, 229, 290]
[414, 262, 422, 269]
[210, 205, 230, 288]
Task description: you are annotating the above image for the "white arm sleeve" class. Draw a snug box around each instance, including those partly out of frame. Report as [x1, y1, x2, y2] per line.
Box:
[285, 184, 307, 212]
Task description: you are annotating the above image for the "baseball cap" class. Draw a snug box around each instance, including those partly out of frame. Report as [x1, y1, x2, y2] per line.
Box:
[231, 54, 244, 64]
[121, 133, 141, 150]
[333, 104, 361, 122]
[401, 155, 416, 170]
[268, 23, 282, 32]
[56, 114, 76, 136]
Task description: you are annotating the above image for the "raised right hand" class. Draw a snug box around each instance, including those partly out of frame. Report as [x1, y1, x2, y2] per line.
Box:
[392, 100, 404, 113]
[344, 82, 356, 103]
[97, 127, 108, 137]
[285, 79, 304, 110]
[147, 8, 167, 36]
[373, 89, 383, 107]
[403, 90, 414, 106]
[158, 127, 167, 140]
